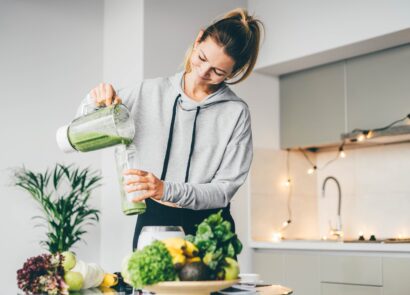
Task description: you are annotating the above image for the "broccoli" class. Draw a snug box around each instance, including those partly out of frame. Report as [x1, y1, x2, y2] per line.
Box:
[127, 240, 177, 288]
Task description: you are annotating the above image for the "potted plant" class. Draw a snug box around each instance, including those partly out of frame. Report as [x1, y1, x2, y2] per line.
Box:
[12, 163, 102, 253]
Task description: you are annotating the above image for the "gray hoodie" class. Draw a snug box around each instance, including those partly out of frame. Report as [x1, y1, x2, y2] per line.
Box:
[80, 71, 253, 210]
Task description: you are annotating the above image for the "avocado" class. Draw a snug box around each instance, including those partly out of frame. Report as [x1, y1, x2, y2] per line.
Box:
[179, 262, 210, 281]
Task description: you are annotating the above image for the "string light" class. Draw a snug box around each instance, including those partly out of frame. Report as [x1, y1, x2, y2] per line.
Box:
[357, 133, 365, 142]
[284, 150, 293, 231]
[276, 149, 293, 239]
[300, 142, 346, 175]
[348, 113, 410, 143]
[307, 166, 317, 175]
[272, 232, 282, 242]
[339, 145, 346, 158]
[282, 219, 291, 229]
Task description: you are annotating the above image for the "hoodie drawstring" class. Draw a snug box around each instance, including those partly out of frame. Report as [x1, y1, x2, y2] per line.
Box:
[160, 94, 201, 183]
[160, 94, 180, 181]
[185, 106, 201, 182]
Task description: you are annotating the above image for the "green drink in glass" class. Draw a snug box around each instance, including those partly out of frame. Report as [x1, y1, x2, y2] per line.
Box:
[115, 144, 146, 215]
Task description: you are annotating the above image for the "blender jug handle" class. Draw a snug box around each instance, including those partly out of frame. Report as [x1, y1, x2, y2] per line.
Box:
[81, 102, 100, 115]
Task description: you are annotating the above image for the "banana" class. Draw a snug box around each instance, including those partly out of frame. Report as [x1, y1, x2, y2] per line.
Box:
[184, 240, 199, 257]
[161, 237, 199, 269]
[161, 237, 187, 251]
[100, 273, 118, 288]
[167, 247, 186, 269]
[186, 257, 201, 263]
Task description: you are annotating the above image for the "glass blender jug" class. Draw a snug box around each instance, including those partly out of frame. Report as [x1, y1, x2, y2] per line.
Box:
[115, 144, 146, 216]
[56, 104, 135, 153]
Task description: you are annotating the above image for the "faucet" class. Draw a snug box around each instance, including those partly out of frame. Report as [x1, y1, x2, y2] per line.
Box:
[322, 176, 343, 240]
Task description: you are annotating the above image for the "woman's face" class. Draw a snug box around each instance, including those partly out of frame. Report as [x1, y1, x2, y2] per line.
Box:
[190, 36, 235, 86]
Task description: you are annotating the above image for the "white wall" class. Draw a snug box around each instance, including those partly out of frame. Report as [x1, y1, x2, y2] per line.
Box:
[249, 0, 410, 69]
[143, 0, 247, 78]
[230, 73, 279, 271]
[99, 0, 144, 272]
[0, 0, 103, 293]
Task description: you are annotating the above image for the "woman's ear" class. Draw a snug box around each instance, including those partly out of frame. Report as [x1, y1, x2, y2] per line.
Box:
[194, 30, 204, 48]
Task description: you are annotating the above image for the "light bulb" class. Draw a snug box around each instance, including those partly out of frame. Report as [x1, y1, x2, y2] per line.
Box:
[307, 165, 317, 175]
[340, 150, 346, 158]
[357, 134, 365, 142]
[284, 178, 291, 187]
[282, 220, 291, 228]
[272, 232, 282, 242]
[366, 130, 373, 139]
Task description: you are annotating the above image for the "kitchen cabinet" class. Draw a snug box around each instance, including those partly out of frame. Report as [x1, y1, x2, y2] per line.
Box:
[346, 44, 410, 131]
[320, 255, 382, 286]
[253, 250, 410, 294]
[280, 62, 346, 149]
[253, 250, 320, 295]
[282, 253, 320, 295]
[383, 257, 410, 295]
[321, 283, 382, 295]
[252, 250, 284, 285]
[279, 43, 410, 149]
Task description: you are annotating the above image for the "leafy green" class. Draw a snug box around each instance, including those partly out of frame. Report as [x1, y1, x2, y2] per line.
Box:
[12, 164, 102, 253]
[127, 241, 176, 288]
[186, 210, 242, 279]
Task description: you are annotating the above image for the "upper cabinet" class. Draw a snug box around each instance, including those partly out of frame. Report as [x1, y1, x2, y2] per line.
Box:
[346, 45, 410, 131]
[280, 62, 346, 149]
[279, 44, 410, 149]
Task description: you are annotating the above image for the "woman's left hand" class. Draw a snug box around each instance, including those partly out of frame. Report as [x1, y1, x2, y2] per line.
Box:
[123, 169, 164, 202]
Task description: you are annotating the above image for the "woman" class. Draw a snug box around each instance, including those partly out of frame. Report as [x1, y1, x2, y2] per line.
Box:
[85, 8, 263, 249]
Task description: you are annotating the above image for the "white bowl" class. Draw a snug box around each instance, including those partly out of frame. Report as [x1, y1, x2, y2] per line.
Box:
[239, 273, 261, 284]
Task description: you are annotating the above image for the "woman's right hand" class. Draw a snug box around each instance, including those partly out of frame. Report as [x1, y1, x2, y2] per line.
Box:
[90, 83, 122, 106]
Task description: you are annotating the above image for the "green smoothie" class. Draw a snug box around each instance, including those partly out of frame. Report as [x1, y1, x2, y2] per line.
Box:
[69, 131, 133, 152]
[118, 172, 146, 216]
[121, 191, 147, 215]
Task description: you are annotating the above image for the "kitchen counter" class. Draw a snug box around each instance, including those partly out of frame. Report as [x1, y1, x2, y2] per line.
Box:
[250, 240, 410, 254]
[22, 284, 292, 295]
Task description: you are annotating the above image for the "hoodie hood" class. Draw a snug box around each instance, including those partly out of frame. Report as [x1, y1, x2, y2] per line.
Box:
[169, 71, 244, 111]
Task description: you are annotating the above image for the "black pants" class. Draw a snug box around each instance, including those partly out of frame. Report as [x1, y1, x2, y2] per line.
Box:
[132, 198, 235, 250]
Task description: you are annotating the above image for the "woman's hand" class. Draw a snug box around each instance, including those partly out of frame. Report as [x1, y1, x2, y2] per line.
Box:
[90, 83, 122, 106]
[123, 169, 164, 202]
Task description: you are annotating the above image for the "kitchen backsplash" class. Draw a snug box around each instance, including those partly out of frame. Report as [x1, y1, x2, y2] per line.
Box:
[250, 148, 318, 241]
[250, 143, 410, 242]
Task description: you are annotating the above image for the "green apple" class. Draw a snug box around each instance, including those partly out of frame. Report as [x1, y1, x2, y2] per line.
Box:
[64, 271, 84, 291]
[223, 257, 240, 280]
[61, 251, 77, 271]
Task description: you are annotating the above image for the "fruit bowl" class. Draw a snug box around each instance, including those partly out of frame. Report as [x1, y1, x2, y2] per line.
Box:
[143, 279, 239, 295]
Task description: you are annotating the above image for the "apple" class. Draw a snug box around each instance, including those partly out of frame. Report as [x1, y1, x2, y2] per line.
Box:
[61, 251, 77, 271]
[223, 257, 240, 280]
[64, 271, 84, 291]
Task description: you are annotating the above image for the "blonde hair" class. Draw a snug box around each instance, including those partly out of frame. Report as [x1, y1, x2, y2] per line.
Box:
[184, 8, 264, 85]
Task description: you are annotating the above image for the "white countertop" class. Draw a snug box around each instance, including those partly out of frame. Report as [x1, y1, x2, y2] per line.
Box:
[250, 240, 410, 254]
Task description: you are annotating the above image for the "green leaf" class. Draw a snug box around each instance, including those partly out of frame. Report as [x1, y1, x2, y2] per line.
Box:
[11, 164, 102, 253]
[226, 242, 235, 257]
